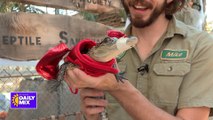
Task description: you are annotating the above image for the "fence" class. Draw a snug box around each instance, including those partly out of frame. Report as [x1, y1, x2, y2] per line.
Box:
[0, 65, 82, 120]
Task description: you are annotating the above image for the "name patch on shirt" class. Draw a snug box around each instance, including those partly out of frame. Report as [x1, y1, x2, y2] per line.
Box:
[161, 49, 188, 60]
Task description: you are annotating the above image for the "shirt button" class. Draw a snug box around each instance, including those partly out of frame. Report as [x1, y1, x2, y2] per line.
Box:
[167, 66, 173, 71]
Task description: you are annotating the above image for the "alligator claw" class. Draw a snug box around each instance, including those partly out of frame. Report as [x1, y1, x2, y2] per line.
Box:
[115, 73, 128, 83]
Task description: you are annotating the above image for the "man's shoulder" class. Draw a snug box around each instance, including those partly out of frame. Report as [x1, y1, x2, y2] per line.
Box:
[175, 19, 213, 42]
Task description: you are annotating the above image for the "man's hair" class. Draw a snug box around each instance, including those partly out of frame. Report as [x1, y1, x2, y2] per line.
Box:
[165, 0, 186, 19]
[121, 0, 186, 19]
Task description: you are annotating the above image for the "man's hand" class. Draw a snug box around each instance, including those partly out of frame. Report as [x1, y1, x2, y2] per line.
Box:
[64, 67, 120, 91]
[0, 111, 7, 119]
[64, 68, 119, 120]
[80, 88, 108, 120]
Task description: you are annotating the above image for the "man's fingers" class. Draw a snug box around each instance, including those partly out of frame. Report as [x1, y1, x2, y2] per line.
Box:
[64, 68, 86, 89]
[80, 88, 108, 119]
[64, 69, 75, 87]
[65, 67, 119, 90]
[84, 106, 105, 115]
[66, 68, 78, 83]
[82, 107, 101, 120]
[80, 89, 104, 99]
[83, 97, 108, 107]
[80, 97, 107, 120]
[71, 68, 97, 88]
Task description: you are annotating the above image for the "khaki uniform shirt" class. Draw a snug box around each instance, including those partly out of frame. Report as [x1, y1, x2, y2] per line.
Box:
[106, 17, 213, 120]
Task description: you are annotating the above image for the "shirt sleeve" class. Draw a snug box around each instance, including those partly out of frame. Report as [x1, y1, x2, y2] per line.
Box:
[178, 32, 213, 116]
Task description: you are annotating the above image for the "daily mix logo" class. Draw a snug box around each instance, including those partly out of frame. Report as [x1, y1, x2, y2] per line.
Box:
[10, 92, 37, 109]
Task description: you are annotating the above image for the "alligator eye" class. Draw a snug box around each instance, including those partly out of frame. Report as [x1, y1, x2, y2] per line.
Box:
[109, 38, 114, 42]
[111, 37, 118, 43]
[107, 37, 113, 42]
[104, 37, 113, 43]
[99, 37, 108, 44]
[99, 37, 116, 45]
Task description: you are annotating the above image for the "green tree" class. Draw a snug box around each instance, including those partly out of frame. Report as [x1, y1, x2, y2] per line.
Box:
[0, 0, 44, 13]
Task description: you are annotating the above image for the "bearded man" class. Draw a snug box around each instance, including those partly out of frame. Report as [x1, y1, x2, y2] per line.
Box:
[65, 0, 213, 120]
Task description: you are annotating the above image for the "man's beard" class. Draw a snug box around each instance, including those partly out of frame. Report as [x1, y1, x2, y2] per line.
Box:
[124, 0, 167, 28]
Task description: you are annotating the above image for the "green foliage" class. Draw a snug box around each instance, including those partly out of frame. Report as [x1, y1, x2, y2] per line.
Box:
[0, 0, 44, 13]
[0, 0, 14, 12]
[79, 11, 98, 21]
[118, 8, 127, 22]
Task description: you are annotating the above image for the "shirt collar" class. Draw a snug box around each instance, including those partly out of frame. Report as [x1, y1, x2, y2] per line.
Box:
[124, 16, 187, 39]
[165, 16, 187, 39]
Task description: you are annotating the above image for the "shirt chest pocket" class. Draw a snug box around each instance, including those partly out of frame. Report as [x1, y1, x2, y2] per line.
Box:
[149, 62, 191, 104]
[153, 62, 190, 76]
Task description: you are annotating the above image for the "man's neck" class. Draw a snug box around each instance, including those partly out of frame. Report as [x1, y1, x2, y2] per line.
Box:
[132, 13, 170, 45]
[131, 13, 170, 60]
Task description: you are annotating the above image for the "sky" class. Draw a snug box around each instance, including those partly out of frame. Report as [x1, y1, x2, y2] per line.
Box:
[34, 5, 78, 16]
[206, 0, 213, 22]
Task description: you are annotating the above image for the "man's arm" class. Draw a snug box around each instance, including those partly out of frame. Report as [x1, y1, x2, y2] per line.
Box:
[110, 80, 210, 120]
[177, 107, 210, 120]
[64, 68, 210, 120]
